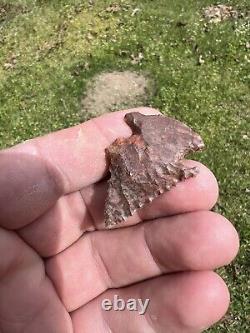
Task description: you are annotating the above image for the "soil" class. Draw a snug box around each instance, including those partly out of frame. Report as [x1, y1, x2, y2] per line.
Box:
[81, 71, 152, 117]
[203, 5, 238, 23]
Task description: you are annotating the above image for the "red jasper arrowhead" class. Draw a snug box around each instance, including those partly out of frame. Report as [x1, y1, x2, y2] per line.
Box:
[104, 112, 204, 228]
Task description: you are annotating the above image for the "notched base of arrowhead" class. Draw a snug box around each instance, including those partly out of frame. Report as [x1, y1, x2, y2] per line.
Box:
[104, 112, 204, 228]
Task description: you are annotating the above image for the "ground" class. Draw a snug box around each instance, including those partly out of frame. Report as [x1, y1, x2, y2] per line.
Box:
[0, 0, 249, 331]
[81, 71, 151, 116]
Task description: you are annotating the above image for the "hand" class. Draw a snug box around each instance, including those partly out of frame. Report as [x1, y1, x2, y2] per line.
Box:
[0, 108, 239, 333]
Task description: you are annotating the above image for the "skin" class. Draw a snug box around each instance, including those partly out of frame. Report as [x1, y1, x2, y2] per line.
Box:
[0, 108, 239, 333]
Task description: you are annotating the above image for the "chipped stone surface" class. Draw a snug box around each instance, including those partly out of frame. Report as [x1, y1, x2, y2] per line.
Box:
[104, 112, 204, 227]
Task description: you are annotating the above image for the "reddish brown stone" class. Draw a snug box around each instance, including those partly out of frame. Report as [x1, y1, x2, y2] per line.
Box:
[104, 112, 204, 227]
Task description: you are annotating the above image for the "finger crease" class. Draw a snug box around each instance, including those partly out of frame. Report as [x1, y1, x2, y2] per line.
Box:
[88, 235, 113, 288]
[91, 118, 111, 147]
[144, 311, 157, 333]
[101, 314, 115, 333]
[143, 225, 165, 274]
[34, 142, 68, 196]
[79, 190, 98, 231]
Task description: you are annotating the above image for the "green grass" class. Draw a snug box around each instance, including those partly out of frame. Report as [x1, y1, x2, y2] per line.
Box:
[0, 0, 249, 331]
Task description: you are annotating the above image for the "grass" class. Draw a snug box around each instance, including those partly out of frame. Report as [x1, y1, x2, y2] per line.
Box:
[0, 0, 249, 331]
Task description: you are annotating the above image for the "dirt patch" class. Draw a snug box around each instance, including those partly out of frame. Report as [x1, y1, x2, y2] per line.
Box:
[81, 71, 153, 117]
[0, 2, 27, 23]
[203, 5, 239, 23]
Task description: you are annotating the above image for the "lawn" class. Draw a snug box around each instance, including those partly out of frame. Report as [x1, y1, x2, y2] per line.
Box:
[0, 0, 249, 331]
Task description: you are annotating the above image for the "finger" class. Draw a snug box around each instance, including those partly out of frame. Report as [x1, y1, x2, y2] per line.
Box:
[0, 151, 65, 230]
[19, 192, 93, 257]
[45, 211, 239, 312]
[20, 161, 218, 257]
[0, 228, 72, 333]
[0, 107, 159, 229]
[71, 271, 230, 333]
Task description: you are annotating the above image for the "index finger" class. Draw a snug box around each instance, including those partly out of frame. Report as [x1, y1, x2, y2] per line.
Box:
[0, 108, 160, 229]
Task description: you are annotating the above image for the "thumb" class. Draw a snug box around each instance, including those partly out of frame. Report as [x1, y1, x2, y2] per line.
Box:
[0, 149, 64, 229]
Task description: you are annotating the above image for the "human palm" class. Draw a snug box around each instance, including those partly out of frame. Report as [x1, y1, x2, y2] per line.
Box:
[0, 108, 239, 333]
